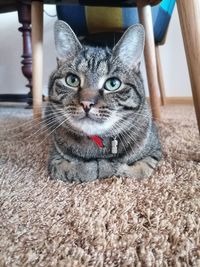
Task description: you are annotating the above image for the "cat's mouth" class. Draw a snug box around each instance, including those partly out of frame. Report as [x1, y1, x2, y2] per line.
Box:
[79, 113, 104, 123]
[72, 110, 106, 124]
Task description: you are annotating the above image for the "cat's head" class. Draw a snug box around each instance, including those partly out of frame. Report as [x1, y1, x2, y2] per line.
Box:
[49, 20, 146, 136]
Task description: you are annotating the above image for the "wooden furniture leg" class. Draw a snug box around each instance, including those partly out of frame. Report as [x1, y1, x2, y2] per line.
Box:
[176, 0, 200, 133]
[17, 2, 32, 107]
[155, 45, 166, 105]
[31, 1, 43, 120]
[138, 5, 161, 120]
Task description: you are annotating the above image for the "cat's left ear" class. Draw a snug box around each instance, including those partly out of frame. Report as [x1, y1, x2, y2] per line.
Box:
[54, 20, 82, 62]
[112, 24, 145, 70]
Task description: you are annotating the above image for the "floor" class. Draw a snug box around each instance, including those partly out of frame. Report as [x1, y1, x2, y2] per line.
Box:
[0, 104, 200, 266]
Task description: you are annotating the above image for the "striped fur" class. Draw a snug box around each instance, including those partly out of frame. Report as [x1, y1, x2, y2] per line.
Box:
[46, 21, 161, 182]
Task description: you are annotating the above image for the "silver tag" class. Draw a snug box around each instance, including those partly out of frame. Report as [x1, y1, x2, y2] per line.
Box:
[111, 138, 118, 154]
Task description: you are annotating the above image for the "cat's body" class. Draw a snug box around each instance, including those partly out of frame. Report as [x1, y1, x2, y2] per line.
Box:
[46, 21, 161, 182]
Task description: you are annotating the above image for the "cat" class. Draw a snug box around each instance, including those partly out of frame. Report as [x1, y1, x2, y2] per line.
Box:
[46, 20, 161, 183]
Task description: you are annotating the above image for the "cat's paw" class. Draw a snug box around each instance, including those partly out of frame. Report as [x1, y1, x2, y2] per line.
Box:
[116, 156, 158, 180]
[48, 154, 98, 182]
[48, 158, 72, 182]
[97, 159, 116, 179]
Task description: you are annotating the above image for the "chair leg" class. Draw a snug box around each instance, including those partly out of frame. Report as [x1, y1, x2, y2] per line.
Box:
[177, 0, 200, 134]
[155, 45, 166, 106]
[138, 5, 161, 120]
[31, 1, 43, 120]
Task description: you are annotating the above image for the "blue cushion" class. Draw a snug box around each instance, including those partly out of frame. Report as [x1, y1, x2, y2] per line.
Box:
[56, 0, 176, 44]
[153, 0, 176, 43]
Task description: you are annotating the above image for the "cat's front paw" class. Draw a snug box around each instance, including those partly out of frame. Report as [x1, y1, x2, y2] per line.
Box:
[48, 153, 98, 182]
[116, 156, 159, 180]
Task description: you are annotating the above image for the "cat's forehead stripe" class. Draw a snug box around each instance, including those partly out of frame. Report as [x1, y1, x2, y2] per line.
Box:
[74, 47, 110, 75]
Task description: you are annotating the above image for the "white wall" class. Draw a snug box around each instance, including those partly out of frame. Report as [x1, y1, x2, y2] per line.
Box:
[0, 5, 57, 96]
[158, 6, 191, 96]
[0, 5, 192, 97]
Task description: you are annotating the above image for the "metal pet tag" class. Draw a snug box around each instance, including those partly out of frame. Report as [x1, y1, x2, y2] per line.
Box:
[111, 138, 118, 154]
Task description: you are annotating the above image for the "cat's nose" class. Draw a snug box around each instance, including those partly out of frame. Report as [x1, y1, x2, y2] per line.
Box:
[80, 101, 94, 113]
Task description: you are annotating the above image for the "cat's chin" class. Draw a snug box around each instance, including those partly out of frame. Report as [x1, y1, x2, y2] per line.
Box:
[69, 117, 116, 136]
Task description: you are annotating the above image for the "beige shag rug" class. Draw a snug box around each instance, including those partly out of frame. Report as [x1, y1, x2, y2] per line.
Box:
[0, 104, 200, 267]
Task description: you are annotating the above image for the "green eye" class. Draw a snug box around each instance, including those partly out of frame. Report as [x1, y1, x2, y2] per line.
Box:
[104, 78, 121, 91]
[65, 73, 80, 87]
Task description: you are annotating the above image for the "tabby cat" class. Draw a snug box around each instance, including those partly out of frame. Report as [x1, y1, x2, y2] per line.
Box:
[46, 20, 161, 182]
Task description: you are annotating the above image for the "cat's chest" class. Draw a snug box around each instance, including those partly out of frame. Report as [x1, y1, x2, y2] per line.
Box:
[53, 128, 119, 160]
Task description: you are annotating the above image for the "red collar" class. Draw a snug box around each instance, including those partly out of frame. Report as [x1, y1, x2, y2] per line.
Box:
[89, 135, 104, 148]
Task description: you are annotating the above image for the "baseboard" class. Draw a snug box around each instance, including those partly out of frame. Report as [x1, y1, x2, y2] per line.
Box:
[164, 97, 193, 105]
[147, 97, 193, 105]
[0, 94, 29, 103]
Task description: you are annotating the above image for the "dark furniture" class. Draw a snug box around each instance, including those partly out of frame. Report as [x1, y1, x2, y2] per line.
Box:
[0, 0, 32, 105]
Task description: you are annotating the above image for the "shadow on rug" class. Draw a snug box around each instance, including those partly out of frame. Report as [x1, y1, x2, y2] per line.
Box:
[0, 105, 200, 266]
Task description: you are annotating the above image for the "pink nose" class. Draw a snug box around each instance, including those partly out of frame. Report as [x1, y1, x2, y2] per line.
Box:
[80, 101, 94, 113]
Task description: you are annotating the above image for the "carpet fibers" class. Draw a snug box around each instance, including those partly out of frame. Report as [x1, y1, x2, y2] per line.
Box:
[0, 105, 200, 267]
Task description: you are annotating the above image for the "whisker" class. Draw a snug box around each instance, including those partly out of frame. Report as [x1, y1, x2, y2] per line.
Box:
[112, 119, 146, 154]
[25, 117, 61, 141]
[1, 111, 67, 143]
[112, 122, 134, 155]
[38, 116, 70, 146]
[2, 110, 59, 134]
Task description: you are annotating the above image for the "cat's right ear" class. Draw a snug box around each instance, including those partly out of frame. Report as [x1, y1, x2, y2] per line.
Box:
[112, 24, 145, 70]
[54, 20, 82, 63]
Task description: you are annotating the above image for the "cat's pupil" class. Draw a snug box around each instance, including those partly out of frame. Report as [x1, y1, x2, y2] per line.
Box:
[71, 77, 76, 83]
[110, 80, 116, 87]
